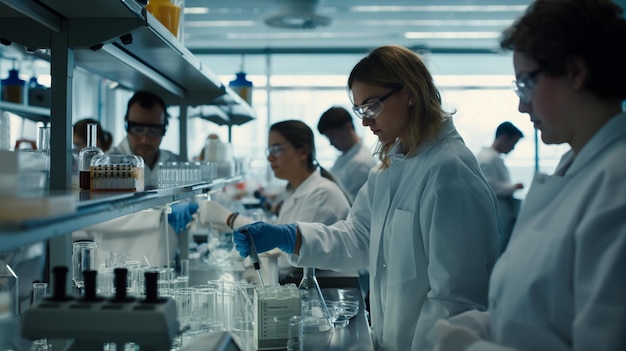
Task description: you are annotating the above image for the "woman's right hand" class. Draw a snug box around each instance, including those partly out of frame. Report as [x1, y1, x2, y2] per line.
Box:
[233, 222, 297, 258]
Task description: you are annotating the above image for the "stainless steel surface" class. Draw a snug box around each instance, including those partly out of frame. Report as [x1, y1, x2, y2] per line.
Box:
[301, 288, 373, 351]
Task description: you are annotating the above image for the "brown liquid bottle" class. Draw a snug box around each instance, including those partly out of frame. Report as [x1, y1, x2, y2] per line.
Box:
[78, 123, 103, 190]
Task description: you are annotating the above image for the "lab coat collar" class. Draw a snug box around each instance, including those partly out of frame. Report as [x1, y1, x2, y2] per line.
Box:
[389, 118, 457, 159]
[557, 112, 626, 177]
[290, 168, 323, 200]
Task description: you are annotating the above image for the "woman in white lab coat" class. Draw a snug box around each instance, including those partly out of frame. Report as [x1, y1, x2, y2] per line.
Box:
[232, 45, 500, 350]
[197, 120, 351, 280]
[433, 1, 626, 350]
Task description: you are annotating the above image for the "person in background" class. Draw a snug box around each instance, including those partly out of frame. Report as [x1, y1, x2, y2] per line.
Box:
[433, 1, 626, 350]
[231, 45, 499, 350]
[317, 106, 378, 202]
[476, 121, 524, 253]
[197, 119, 351, 282]
[108, 91, 179, 190]
[73, 118, 114, 152]
[74, 92, 198, 264]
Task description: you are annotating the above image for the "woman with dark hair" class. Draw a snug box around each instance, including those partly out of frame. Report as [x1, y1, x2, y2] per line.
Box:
[230, 45, 499, 350]
[198, 119, 351, 281]
[434, 1, 626, 350]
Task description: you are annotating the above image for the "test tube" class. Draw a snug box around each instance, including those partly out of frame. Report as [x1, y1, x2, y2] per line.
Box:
[31, 282, 50, 350]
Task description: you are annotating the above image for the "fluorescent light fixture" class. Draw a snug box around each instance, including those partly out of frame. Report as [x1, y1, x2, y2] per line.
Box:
[226, 32, 375, 40]
[350, 5, 527, 12]
[360, 19, 512, 27]
[184, 7, 209, 15]
[405, 32, 501, 39]
[186, 20, 256, 27]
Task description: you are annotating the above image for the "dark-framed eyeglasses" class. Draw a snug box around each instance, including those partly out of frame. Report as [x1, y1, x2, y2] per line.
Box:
[126, 121, 165, 138]
[512, 68, 542, 104]
[352, 87, 402, 120]
[265, 144, 285, 158]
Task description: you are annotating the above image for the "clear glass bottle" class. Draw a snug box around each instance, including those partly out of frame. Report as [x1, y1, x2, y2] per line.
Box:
[78, 123, 103, 190]
[0, 251, 19, 318]
[298, 267, 332, 333]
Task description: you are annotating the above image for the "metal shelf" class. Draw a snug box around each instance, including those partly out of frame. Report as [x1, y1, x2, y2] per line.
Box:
[0, 176, 242, 251]
[0, 101, 50, 123]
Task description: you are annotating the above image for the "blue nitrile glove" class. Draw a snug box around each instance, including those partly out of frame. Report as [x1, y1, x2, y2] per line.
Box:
[233, 221, 297, 257]
[168, 203, 199, 233]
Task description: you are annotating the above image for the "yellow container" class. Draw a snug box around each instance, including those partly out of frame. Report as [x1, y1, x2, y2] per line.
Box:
[147, 0, 183, 38]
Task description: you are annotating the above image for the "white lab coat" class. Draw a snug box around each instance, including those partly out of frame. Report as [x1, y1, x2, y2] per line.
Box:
[331, 140, 378, 201]
[275, 169, 351, 278]
[108, 137, 180, 189]
[292, 119, 499, 350]
[476, 147, 521, 251]
[461, 112, 626, 351]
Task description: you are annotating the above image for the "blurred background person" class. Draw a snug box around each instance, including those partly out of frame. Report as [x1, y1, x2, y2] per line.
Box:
[476, 121, 524, 253]
[72, 118, 113, 152]
[317, 106, 377, 202]
[108, 90, 179, 189]
[196, 119, 351, 283]
[434, 0, 626, 350]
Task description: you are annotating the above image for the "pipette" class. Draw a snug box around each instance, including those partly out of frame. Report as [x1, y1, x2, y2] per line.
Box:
[241, 228, 265, 287]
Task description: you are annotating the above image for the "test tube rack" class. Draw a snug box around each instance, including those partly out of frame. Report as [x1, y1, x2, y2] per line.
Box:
[21, 266, 178, 351]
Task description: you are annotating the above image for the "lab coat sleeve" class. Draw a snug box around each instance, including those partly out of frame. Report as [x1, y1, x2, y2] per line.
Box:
[478, 156, 517, 197]
[573, 196, 626, 350]
[417, 167, 499, 342]
[292, 180, 372, 271]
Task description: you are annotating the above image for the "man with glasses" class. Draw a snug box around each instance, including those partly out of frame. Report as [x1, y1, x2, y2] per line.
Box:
[108, 90, 180, 189]
[317, 106, 377, 202]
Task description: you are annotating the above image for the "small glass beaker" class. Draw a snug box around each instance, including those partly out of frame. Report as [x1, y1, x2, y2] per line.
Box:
[30, 282, 51, 350]
[72, 241, 98, 295]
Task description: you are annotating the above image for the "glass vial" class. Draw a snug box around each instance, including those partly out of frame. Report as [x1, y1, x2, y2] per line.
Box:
[78, 123, 103, 190]
[0, 251, 19, 317]
[297, 267, 332, 333]
[30, 282, 51, 350]
[286, 315, 303, 351]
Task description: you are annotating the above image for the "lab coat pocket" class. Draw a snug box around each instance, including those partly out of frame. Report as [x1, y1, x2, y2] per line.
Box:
[387, 209, 418, 286]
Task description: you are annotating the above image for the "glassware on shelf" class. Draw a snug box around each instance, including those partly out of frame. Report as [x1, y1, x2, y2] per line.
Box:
[78, 123, 104, 190]
[30, 282, 51, 351]
[297, 267, 332, 333]
[89, 154, 145, 192]
[0, 251, 19, 317]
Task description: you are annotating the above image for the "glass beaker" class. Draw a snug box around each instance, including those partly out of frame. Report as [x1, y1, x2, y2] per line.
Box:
[0, 251, 19, 317]
[30, 282, 51, 350]
[72, 241, 98, 295]
[298, 267, 332, 333]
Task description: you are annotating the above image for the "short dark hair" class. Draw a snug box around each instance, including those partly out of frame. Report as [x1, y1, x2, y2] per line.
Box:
[125, 91, 168, 123]
[500, 0, 626, 100]
[495, 121, 524, 139]
[317, 107, 354, 134]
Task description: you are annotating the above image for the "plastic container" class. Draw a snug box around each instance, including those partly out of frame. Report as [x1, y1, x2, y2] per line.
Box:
[1, 68, 26, 103]
[229, 72, 253, 105]
[89, 154, 145, 192]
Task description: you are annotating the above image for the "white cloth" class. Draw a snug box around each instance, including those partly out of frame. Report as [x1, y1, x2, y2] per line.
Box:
[108, 137, 180, 189]
[292, 119, 499, 350]
[476, 147, 520, 251]
[276, 169, 351, 279]
[331, 140, 378, 201]
[477, 112, 626, 351]
[73, 208, 178, 268]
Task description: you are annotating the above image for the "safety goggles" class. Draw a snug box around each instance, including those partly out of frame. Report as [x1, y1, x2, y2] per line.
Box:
[512, 68, 542, 104]
[265, 144, 287, 158]
[126, 121, 166, 138]
[352, 87, 402, 120]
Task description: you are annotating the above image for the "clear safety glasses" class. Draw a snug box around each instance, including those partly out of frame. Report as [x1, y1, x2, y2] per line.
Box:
[352, 87, 402, 120]
[512, 68, 542, 104]
[265, 144, 285, 158]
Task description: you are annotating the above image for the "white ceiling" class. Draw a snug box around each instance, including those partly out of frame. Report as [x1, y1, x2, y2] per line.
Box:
[182, 0, 533, 54]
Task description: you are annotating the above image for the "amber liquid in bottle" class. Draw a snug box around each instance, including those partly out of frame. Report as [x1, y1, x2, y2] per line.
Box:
[78, 123, 103, 190]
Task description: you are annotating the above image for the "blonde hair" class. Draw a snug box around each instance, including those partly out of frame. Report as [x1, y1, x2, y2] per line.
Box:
[348, 45, 453, 169]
